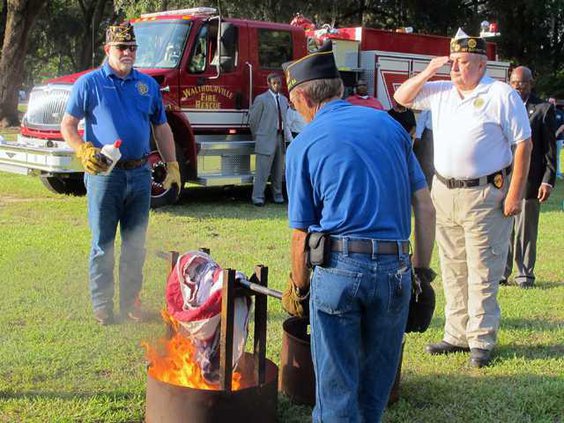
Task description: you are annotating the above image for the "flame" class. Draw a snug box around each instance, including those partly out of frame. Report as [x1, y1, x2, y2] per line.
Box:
[142, 310, 242, 391]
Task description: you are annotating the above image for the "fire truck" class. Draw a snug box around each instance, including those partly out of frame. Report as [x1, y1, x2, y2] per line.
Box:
[0, 7, 510, 207]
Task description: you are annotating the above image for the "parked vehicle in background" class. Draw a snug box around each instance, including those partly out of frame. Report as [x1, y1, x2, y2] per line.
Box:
[0, 7, 509, 207]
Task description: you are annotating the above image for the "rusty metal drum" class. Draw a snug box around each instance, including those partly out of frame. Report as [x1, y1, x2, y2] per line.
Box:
[279, 317, 404, 407]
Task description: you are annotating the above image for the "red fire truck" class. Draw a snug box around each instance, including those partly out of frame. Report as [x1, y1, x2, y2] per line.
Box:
[0, 7, 509, 207]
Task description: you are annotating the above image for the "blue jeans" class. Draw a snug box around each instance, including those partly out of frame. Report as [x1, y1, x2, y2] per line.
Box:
[310, 249, 411, 423]
[85, 165, 151, 313]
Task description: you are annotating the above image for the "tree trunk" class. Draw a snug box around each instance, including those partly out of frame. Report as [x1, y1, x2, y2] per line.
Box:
[0, 0, 47, 127]
[76, 0, 116, 71]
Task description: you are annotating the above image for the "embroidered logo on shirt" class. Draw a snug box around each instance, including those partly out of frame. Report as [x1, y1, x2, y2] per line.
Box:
[136, 82, 149, 96]
[473, 97, 485, 109]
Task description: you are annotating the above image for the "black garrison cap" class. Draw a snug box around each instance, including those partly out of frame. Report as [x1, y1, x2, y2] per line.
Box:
[450, 27, 486, 55]
[282, 42, 341, 92]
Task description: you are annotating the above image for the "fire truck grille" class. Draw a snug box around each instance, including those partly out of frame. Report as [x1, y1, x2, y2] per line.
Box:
[24, 86, 71, 129]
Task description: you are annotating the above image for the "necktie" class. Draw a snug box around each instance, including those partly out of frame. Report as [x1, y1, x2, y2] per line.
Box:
[276, 95, 282, 132]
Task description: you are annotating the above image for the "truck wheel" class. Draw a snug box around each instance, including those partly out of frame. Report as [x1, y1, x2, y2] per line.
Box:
[40, 175, 86, 196]
[148, 151, 182, 208]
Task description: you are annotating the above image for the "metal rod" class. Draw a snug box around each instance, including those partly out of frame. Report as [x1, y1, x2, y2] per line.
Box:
[238, 278, 282, 300]
[154, 249, 282, 299]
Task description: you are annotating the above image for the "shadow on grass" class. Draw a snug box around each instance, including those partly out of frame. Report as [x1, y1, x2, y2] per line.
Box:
[495, 343, 564, 361]
[499, 280, 563, 290]
[501, 317, 563, 331]
[153, 185, 288, 220]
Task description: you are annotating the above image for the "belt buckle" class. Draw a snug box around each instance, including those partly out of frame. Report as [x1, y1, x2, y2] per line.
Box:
[446, 178, 457, 189]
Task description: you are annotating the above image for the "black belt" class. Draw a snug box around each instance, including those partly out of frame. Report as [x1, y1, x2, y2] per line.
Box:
[331, 238, 410, 255]
[114, 157, 147, 170]
[435, 165, 512, 189]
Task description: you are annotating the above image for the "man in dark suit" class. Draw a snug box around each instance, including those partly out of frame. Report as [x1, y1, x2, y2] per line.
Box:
[249, 73, 289, 206]
[504, 66, 557, 288]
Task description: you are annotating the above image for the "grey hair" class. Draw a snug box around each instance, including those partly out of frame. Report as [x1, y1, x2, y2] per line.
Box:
[295, 78, 344, 105]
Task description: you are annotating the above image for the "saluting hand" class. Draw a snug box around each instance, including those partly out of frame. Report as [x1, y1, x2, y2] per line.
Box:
[423, 56, 451, 79]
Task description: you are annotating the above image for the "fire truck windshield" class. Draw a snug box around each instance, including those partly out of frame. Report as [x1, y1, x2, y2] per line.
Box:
[133, 21, 192, 69]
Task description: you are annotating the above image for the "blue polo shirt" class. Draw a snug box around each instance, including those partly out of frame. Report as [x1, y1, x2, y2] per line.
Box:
[66, 62, 167, 160]
[286, 100, 426, 240]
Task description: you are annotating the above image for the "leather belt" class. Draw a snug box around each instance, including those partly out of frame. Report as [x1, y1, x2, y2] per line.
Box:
[435, 165, 512, 189]
[114, 157, 147, 170]
[331, 238, 410, 255]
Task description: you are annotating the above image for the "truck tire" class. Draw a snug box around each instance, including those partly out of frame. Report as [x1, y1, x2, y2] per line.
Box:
[148, 150, 183, 208]
[40, 175, 86, 196]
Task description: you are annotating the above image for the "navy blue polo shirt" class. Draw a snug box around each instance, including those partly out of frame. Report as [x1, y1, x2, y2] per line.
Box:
[66, 62, 167, 160]
[286, 100, 427, 240]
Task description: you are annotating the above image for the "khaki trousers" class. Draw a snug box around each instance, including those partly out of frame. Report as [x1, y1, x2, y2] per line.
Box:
[431, 176, 512, 350]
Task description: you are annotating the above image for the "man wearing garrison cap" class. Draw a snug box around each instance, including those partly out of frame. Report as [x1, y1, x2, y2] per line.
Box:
[281, 43, 436, 422]
[395, 29, 532, 367]
[61, 23, 180, 326]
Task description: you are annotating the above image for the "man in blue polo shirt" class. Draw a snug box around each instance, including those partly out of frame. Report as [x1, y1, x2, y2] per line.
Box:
[61, 23, 180, 326]
[281, 44, 436, 422]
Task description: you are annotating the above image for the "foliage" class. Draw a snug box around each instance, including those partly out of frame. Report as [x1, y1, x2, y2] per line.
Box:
[0, 164, 563, 421]
[3, 0, 564, 118]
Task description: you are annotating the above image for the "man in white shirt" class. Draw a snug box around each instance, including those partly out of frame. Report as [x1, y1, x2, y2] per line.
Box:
[394, 29, 532, 368]
[284, 101, 306, 144]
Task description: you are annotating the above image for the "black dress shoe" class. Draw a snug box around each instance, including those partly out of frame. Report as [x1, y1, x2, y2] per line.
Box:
[499, 278, 508, 286]
[469, 348, 492, 368]
[517, 280, 534, 289]
[252, 201, 265, 207]
[425, 341, 470, 355]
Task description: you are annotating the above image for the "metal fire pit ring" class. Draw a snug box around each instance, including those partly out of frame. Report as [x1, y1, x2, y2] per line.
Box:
[147, 252, 279, 423]
[279, 316, 404, 406]
[146, 352, 278, 423]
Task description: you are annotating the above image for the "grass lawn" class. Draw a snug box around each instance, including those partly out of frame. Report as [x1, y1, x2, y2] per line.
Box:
[0, 168, 562, 422]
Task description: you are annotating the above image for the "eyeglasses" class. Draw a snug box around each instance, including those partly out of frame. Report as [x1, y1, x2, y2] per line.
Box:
[114, 44, 138, 52]
[510, 80, 531, 87]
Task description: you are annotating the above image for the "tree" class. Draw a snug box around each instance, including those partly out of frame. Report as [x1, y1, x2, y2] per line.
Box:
[0, 0, 47, 127]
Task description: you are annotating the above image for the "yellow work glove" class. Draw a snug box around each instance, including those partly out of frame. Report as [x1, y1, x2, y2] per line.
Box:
[76, 142, 109, 174]
[281, 273, 309, 318]
[162, 161, 181, 190]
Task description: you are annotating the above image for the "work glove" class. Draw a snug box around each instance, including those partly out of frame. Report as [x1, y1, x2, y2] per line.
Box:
[76, 142, 109, 174]
[405, 267, 437, 333]
[163, 161, 181, 190]
[282, 273, 309, 318]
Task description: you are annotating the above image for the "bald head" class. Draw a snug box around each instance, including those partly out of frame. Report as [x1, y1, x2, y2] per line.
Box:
[355, 79, 368, 96]
[510, 66, 533, 101]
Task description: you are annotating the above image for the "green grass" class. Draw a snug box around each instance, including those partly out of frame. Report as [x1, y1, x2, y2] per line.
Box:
[0, 169, 562, 422]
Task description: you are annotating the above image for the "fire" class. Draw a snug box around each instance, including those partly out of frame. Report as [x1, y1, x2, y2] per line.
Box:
[142, 310, 242, 390]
